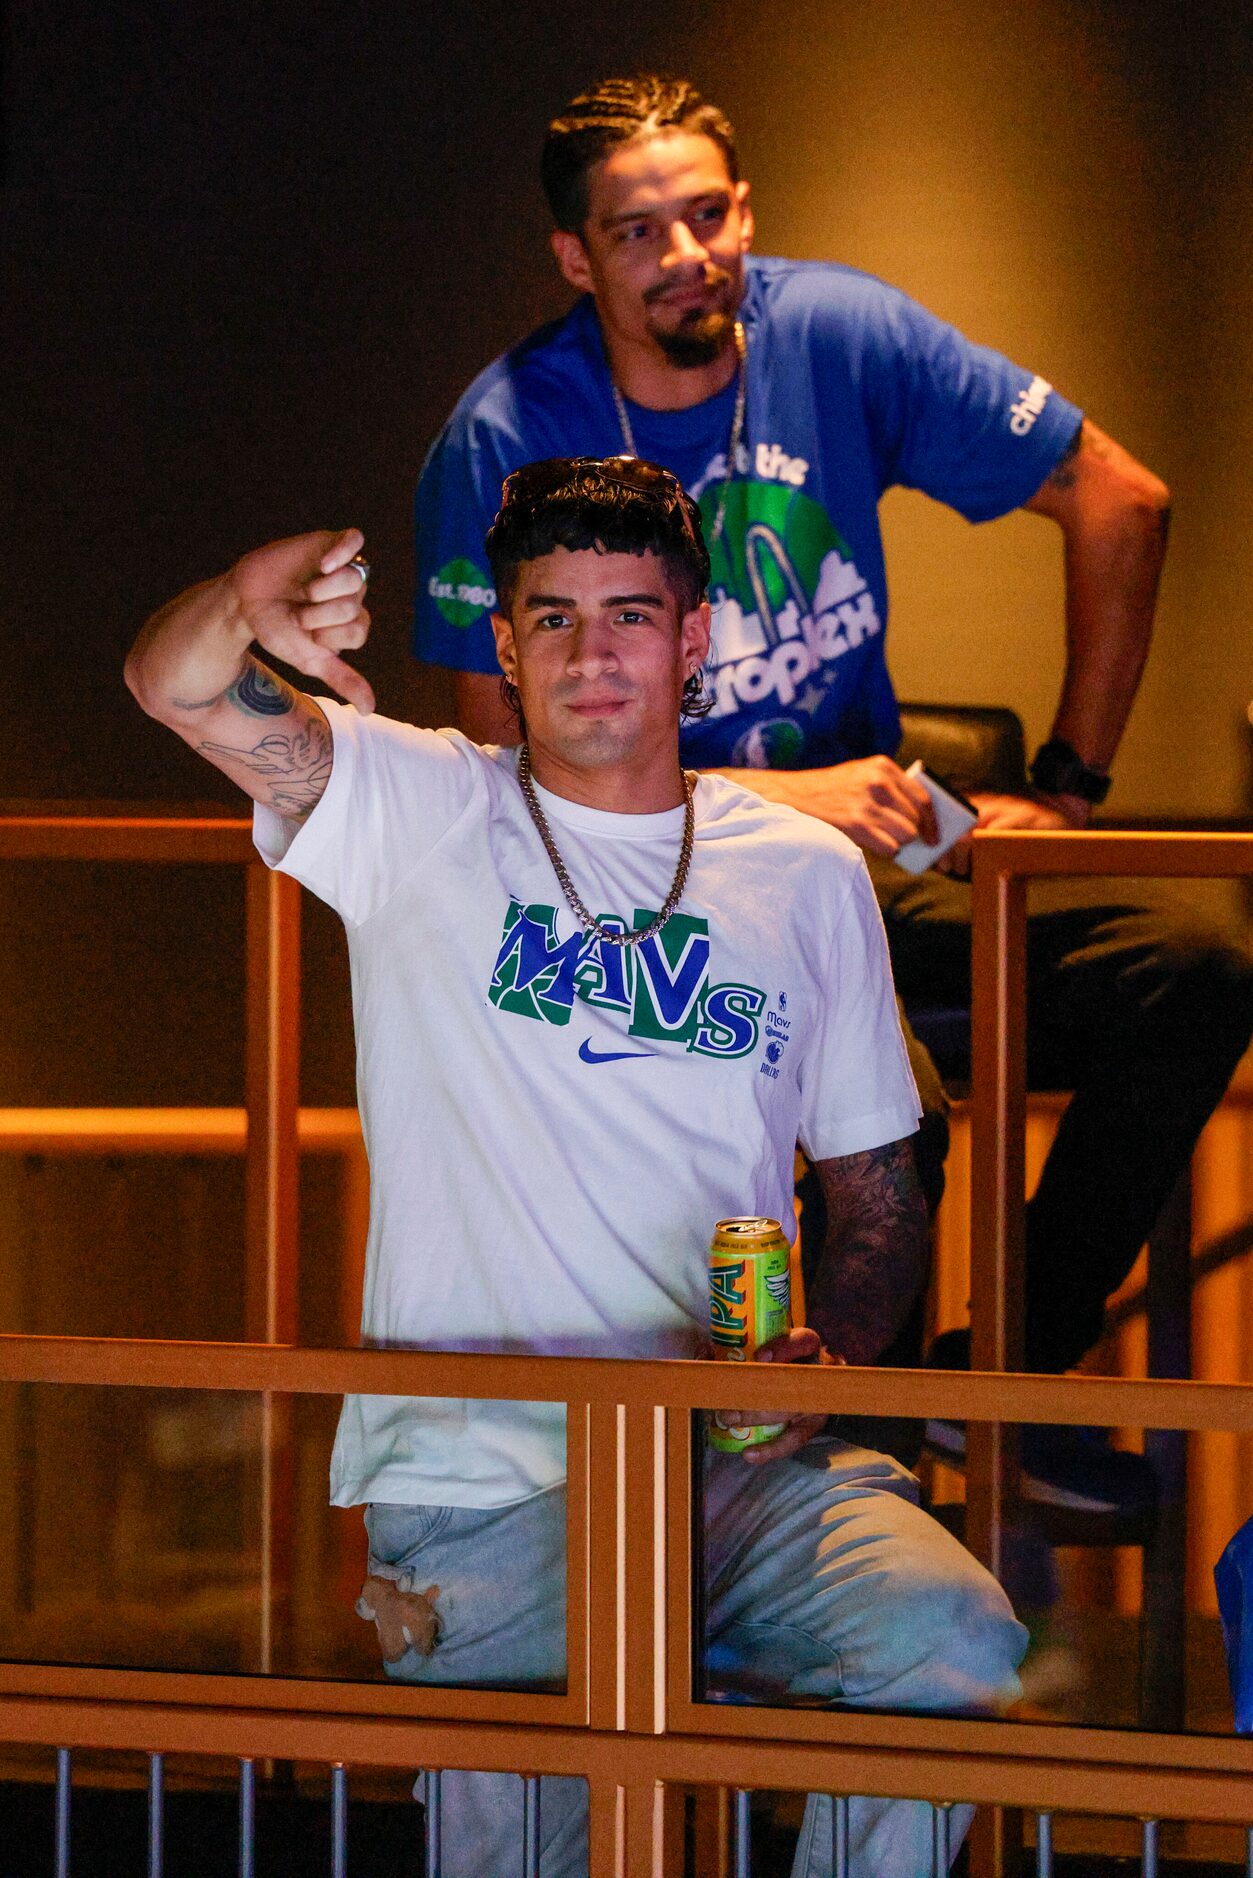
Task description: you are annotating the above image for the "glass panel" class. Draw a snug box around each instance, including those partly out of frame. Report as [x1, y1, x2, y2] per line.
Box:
[690, 1398, 1253, 1739]
[688, 1395, 1253, 1872]
[0, 1383, 566, 1689]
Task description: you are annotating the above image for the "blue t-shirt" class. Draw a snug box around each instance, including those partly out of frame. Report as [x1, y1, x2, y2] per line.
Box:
[413, 257, 1082, 769]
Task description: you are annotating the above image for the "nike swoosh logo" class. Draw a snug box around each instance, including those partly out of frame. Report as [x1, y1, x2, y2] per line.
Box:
[578, 1038, 655, 1065]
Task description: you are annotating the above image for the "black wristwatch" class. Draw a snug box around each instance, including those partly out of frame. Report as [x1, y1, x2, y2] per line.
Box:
[1029, 737, 1112, 805]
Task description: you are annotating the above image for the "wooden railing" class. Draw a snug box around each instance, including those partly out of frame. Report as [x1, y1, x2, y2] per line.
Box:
[1, 1339, 1253, 1874]
[966, 831, 1253, 1572]
[1, 816, 1253, 1876]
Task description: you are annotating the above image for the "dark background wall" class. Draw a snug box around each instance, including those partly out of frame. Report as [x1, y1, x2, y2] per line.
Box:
[3, 0, 738, 804]
[5, 0, 1253, 817]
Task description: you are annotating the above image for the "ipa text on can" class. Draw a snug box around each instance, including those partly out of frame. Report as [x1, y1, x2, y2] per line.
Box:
[708, 1217, 791, 1451]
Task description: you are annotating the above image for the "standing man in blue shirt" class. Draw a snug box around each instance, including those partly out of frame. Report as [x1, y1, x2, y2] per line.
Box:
[412, 73, 1253, 1510]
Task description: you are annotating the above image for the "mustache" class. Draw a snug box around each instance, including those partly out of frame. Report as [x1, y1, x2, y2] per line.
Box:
[643, 266, 733, 308]
[555, 683, 635, 705]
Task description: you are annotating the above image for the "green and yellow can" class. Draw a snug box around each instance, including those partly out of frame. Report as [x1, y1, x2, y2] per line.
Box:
[707, 1217, 792, 1451]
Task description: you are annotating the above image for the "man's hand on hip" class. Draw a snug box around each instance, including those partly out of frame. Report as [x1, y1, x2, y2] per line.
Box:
[718, 1326, 843, 1465]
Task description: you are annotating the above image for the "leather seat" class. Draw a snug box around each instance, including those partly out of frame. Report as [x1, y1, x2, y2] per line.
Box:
[896, 702, 1028, 801]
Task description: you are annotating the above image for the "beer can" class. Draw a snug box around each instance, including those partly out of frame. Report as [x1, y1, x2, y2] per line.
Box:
[707, 1217, 791, 1451]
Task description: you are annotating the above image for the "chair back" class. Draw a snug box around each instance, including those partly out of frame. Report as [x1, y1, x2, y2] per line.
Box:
[896, 703, 1027, 797]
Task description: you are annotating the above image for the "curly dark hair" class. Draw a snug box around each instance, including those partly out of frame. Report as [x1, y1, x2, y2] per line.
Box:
[485, 456, 714, 732]
[541, 73, 739, 232]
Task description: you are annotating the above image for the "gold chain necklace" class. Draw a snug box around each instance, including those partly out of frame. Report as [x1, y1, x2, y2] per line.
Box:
[610, 320, 746, 546]
[516, 744, 695, 949]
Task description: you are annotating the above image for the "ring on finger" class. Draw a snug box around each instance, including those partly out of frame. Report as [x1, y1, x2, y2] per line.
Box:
[348, 553, 371, 587]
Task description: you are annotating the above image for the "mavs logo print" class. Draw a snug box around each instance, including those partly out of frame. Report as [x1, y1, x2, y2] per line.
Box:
[489, 902, 766, 1059]
[696, 476, 882, 768]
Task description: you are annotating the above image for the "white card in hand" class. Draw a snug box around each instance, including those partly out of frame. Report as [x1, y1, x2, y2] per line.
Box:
[893, 759, 979, 875]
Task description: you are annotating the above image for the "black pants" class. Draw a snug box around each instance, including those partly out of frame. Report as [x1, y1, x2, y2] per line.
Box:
[870, 860, 1253, 1373]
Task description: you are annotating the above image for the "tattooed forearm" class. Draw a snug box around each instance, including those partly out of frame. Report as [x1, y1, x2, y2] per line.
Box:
[233, 658, 296, 715]
[806, 1138, 928, 1365]
[1042, 419, 1085, 494]
[200, 711, 332, 821]
[172, 654, 298, 718]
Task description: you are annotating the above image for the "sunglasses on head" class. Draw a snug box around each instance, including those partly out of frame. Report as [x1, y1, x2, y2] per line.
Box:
[500, 455, 687, 506]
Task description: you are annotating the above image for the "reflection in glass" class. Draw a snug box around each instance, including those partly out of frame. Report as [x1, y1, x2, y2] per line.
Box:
[0, 1383, 567, 1688]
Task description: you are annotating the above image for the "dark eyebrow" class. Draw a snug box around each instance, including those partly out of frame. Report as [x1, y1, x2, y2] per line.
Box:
[600, 189, 730, 231]
[522, 591, 667, 610]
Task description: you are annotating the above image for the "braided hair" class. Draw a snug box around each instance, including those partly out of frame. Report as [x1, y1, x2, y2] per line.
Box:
[541, 74, 739, 232]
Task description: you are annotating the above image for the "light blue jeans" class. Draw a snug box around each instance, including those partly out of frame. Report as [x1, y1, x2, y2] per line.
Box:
[365, 1438, 1026, 1877]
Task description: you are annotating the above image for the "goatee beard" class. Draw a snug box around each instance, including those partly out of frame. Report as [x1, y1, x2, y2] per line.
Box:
[654, 308, 736, 369]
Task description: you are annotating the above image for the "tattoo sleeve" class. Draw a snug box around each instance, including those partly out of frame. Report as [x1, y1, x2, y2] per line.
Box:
[805, 1138, 929, 1365]
[194, 658, 332, 821]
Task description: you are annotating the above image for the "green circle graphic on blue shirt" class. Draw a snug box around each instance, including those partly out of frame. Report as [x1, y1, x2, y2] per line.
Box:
[735, 718, 807, 766]
[698, 480, 852, 640]
[431, 557, 497, 628]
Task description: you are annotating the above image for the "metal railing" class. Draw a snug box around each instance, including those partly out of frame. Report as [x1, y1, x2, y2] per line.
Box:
[28, 1755, 1253, 1878]
[2, 816, 1253, 1877]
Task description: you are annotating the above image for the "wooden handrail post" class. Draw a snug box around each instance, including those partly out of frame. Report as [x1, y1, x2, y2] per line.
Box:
[968, 851, 1027, 1575]
[244, 863, 301, 1679]
[968, 846, 1027, 1878]
[621, 1403, 667, 1739]
[244, 864, 301, 1344]
[587, 1776, 626, 1877]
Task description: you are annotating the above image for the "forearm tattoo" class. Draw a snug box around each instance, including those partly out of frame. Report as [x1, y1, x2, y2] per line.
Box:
[172, 654, 329, 819]
[1043, 420, 1085, 493]
[172, 654, 295, 717]
[200, 695, 332, 821]
[806, 1138, 929, 1366]
[198, 664, 332, 818]
[231, 659, 293, 715]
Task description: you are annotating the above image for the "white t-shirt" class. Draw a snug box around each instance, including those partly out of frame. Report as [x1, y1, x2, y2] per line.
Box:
[255, 703, 920, 1509]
